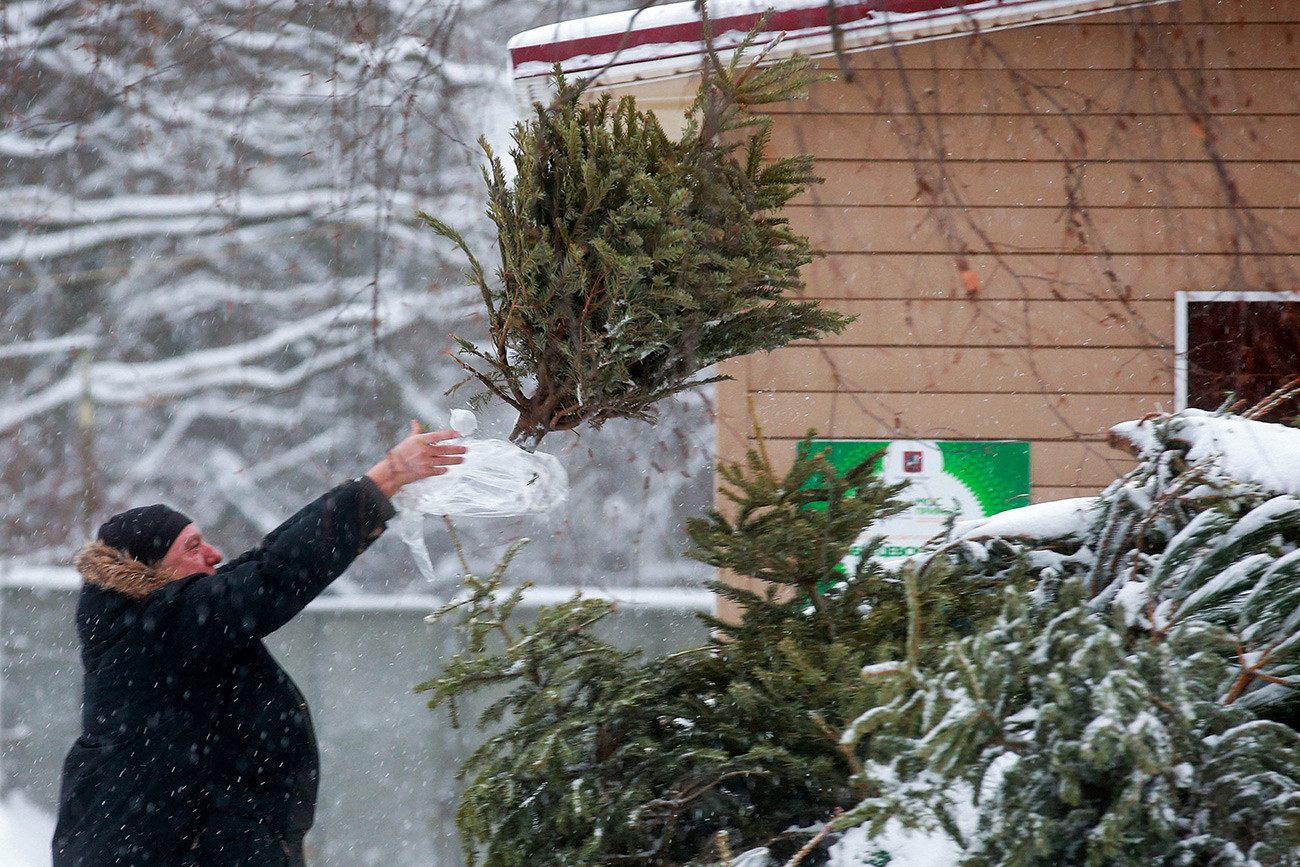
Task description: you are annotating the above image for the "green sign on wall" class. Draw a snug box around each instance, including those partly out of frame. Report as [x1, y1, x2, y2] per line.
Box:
[808, 439, 1031, 560]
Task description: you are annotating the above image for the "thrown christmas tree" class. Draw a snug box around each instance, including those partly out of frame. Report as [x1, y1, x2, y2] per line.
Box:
[420, 34, 851, 449]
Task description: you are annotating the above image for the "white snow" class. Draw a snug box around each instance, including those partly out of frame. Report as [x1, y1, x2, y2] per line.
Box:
[0, 564, 79, 590]
[0, 563, 716, 614]
[1176, 551, 1273, 614]
[0, 792, 55, 867]
[1110, 410, 1300, 496]
[0, 300, 425, 437]
[827, 818, 962, 867]
[951, 496, 1097, 541]
[731, 847, 772, 867]
[309, 585, 717, 612]
[1112, 579, 1150, 627]
[510, 0, 1158, 60]
[0, 186, 377, 228]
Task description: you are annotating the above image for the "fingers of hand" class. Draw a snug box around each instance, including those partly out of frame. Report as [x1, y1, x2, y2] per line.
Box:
[423, 432, 466, 459]
[425, 437, 465, 474]
[388, 428, 465, 479]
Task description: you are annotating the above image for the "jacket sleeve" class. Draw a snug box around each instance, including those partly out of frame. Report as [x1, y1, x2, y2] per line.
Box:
[139, 477, 396, 667]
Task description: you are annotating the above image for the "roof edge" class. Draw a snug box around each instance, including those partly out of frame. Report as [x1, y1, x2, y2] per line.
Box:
[509, 0, 1175, 103]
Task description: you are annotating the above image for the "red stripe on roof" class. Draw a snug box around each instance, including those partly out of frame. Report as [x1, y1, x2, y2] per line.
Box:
[509, 0, 982, 70]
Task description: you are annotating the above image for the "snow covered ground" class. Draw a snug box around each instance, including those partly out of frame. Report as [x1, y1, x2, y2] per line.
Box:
[0, 791, 54, 867]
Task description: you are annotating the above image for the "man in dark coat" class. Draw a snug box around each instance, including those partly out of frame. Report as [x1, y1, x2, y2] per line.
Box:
[53, 422, 465, 866]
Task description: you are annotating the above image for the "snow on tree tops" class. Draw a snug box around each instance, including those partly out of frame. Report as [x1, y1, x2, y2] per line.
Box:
[946, 409, 1300, 546]
[1109, 408, 1300, 495]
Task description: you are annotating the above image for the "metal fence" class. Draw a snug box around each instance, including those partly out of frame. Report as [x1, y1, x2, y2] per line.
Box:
[0, 567, 713, 867]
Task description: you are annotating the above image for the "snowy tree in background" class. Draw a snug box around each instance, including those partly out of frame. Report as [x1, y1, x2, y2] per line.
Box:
[0, 0, 711, 589]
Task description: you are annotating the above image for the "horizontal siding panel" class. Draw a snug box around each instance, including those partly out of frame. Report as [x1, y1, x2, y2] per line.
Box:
[796, 298, 1170, 348]
[1031, 440, 1133, 489]
[1033, 484, 1105, 503]
[786, 204, 1297, 255]
[790, 68, 1300, 118]
[745, 345, 1172, 394]
[799, 22, 1300, 78]
[736, 390, 1165, 441]
[789, 159, 1300, 208]
[769, 112, 1296, 163]
[799, 253, 1300, 302]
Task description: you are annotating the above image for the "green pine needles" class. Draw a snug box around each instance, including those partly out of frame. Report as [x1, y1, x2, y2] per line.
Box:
[835, 409, 1300, 866]
[419, 34, 851, 449]
[848, 577, 1300, 866]
[419, 410, 1300, 866]
[419, 433, 1006, 867]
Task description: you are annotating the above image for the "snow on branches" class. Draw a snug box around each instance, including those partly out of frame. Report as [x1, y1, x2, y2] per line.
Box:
[837, 409, 1300, 865]
[423, 408, 1300, 867]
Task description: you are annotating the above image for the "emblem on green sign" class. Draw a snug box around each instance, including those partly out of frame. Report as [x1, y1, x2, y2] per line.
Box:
[806, 439, 1030, 560]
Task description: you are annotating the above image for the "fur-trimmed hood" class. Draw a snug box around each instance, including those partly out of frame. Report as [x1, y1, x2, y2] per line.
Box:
[73, 540, 176, 600]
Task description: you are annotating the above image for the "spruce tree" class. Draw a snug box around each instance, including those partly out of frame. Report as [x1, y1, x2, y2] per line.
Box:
[422, 407, 1300, 867]
[419, 433, 1004, 867]
[844, 577, 1300, 866]
[835, 408, 1300, 865]
[420, 31, 851, 449]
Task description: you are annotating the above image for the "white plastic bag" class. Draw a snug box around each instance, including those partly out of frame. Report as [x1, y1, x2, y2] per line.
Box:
[391, 411, 569, 519]
[391, 411, 568, 582]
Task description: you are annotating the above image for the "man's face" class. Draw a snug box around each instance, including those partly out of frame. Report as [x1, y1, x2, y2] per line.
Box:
[157, 523, 222, 579]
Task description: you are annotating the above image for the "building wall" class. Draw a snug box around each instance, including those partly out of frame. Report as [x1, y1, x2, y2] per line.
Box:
[714, 0, 1300, 501]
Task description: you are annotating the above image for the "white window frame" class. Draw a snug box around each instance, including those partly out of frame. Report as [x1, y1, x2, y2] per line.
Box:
[1174, 289, 1300, 411]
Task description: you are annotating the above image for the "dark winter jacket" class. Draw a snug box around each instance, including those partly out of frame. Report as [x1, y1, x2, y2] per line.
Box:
[53, 477, 396, 867]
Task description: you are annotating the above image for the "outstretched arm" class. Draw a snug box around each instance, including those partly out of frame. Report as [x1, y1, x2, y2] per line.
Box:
[365, 419, 467, 498]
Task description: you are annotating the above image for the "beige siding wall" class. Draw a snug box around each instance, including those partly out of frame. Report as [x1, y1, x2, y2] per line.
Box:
[716, 0, 1300, 504]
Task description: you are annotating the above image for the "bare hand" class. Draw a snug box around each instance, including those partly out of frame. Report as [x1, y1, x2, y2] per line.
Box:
[365, 420, 467, 498]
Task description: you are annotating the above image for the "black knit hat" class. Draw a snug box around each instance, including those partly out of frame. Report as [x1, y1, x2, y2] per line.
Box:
[97, 504, 193, 566]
